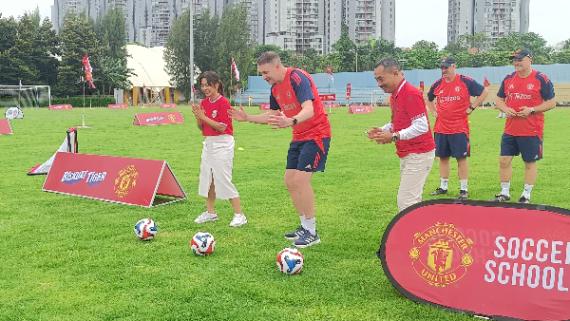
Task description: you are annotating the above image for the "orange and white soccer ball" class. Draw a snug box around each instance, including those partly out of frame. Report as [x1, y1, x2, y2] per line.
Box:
[190, 232, 216, 256]
[276, 248, 304, 275]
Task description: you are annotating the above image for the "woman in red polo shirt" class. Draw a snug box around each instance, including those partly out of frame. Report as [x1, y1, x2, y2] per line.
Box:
[191, 71, 247, 227]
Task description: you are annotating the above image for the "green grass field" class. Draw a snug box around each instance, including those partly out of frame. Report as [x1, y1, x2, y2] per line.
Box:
[1, 106, 569, 321]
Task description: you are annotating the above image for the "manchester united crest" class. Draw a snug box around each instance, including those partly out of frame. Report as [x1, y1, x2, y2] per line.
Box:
[114, 165, 139, 198]
[409, 222, 474, 287]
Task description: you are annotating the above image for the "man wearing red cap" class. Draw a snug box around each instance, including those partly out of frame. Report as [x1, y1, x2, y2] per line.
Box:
[427, 57, 489, 200]
[493, 49, 556, 204]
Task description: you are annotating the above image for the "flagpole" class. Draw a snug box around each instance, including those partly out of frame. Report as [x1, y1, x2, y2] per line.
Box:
[189, 6, 195, 104]
[18, 79, 22, 108]
[230, 60, 233, 103]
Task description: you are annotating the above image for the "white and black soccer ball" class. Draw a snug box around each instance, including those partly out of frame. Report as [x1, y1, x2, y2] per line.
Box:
[5, 107, 24, 120]
[190, 232, 216, 256]
[276, 248, 304, 275]
[134, 218, 158, 241]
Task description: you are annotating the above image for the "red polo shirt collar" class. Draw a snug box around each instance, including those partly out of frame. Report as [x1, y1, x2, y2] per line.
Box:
[393, 79, 407, 98]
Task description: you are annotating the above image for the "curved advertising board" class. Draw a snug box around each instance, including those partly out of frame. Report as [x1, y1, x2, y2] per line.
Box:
[378, 200, 570, 321]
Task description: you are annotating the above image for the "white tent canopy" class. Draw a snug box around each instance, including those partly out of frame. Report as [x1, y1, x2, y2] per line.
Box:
[126, 44, 171, 89]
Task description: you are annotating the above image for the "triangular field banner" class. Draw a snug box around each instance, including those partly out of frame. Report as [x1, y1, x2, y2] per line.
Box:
[43, 152, 186, 207]
[0, 118, 13, 135]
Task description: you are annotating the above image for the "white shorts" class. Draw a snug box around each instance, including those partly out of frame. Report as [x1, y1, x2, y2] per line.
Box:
[198, 135, 239, 200]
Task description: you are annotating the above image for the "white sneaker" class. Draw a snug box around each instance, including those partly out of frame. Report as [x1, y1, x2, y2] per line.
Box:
[229, 214, 247, 227]
[194, 212, 218, 224]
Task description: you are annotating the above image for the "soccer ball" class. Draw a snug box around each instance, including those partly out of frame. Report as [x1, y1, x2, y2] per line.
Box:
[134, 218, 158, 241]
[276, 248, 304, 275]
[190, 232, 216, 256]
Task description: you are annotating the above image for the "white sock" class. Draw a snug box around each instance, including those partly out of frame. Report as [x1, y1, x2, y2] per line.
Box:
[301, 217, 316, 235]
[440, 178, 449, 190]
[299, 214, 305, 226]
[500, 181, 510, 196]
[522, 184, 533, 199]
[459, 179, 468, 192]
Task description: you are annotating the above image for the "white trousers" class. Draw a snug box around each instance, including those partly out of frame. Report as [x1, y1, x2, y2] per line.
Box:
[198, 135, 239, 200]
[397, 150, 435, 212]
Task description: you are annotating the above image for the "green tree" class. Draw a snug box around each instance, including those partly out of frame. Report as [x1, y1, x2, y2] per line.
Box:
[0, 11, 59, 86]
[96, 7, 131, 94]
[0, 15, 23, 84]
[402, 40, 440, 69]
[331, 24, 356, 72]
[164, 9, 192, 100]
[458, 32, 490, 51]
[55, 13, 99, 97]
[214, 4, 253, 97]
[552, 49, 570, 64]
[194, 10, 219, 74]
[494, 32, 552, 64]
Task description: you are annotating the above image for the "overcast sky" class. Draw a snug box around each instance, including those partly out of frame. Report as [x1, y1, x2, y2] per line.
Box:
[1, 0, 568, 48]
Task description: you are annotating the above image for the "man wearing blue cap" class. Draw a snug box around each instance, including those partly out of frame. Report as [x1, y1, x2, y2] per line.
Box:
[427, 57, 489, 200]
[493, 49, 556, 204]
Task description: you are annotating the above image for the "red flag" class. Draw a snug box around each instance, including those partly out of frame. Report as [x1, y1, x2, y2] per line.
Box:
[82, 54, 96, 89]
[483, 77, 490, 87]
[231, 58, 240, 82]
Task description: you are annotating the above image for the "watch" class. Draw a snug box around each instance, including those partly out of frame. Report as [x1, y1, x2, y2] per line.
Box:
[391, 132, 399, 142]
[292, 117, 298, 126]
[468, 105, 476, 111]
[529, 108, 536, 114]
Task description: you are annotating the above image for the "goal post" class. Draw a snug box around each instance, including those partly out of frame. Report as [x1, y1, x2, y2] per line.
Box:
[0, 84, 51, 108]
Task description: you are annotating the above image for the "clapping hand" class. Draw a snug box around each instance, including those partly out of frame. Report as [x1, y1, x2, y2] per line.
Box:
[267, 111, 292, 128]
[228, 107, 248, 122]
[191, 104, 206, 120]
[367, 127, 393, 144]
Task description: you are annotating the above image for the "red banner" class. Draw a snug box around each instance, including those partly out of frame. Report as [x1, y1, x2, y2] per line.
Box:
[160, 103, 177, 108]
[49, 104, 73, 110]
[379, 200, 570, 321]
[259, 103, 271, 110]
[0, 119, 13, 135]
[348, 104, 373, 114]
[319, 94, 336, 101]
[133, 112, 184, 126]
[346, 83, 352, 100]
[108, 103, 128, 109]
[43, 152, 186, 207]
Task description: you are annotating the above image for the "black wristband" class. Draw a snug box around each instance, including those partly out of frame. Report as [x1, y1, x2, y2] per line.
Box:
[292, 117, 298, 126]
[468, 105, 476, 111]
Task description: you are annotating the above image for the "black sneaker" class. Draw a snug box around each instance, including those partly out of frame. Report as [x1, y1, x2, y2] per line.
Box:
[492, 194, 511, 202]
[457, 190, 468, 201]
[431, 187, 448, 196]
[294, 232, 321, 248]
[284, 226, 307, 241]
[518, 196, 530, 204]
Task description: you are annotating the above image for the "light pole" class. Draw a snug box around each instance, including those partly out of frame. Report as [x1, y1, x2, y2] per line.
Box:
[355, 45, 359, 72]
[189, 4, 195, 103]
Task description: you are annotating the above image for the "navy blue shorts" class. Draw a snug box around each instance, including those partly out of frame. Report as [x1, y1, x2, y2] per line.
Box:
[434, 133, 470, 158]
[286, 138, 331, 172]
[500, 134, 542, 162]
